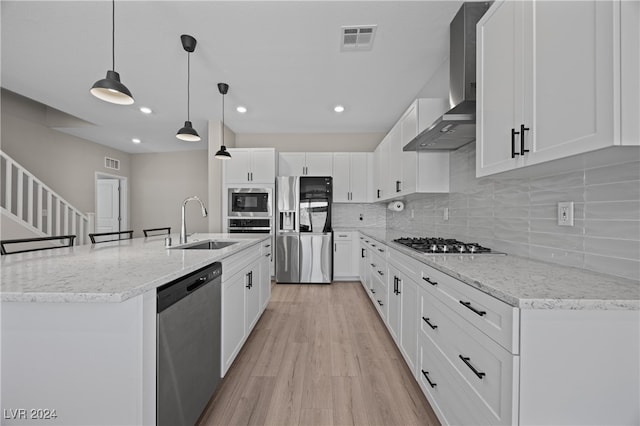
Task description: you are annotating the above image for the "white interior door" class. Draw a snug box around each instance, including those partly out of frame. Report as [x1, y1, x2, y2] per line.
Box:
[96, 179, 120, 233]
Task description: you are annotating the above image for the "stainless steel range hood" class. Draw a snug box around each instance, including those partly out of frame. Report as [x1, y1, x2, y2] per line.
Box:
[404, 2, 491, 152]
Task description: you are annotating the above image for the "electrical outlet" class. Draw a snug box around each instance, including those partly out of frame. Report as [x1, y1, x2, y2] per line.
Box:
[359, 213, 363, 221]
[557, 201, 574, 226]
[443, 207, 449, 221]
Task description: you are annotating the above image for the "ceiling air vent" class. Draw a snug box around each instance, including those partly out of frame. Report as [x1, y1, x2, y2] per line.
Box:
[341, 25, 377, 52]
[105, 157, 120, 171]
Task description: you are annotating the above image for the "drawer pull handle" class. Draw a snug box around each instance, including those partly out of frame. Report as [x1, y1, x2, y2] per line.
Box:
[421, 370, 437, 388]
[422, 317, 438, 330]
[378, 248, 384, 253]
[377, 270, 384, 276]
[371, 288, 376, 294]
[422, 276, 438, 286]
[264, 244, 271, 248]
[370, 263, 376, 268]
[377, 300, 384, 306]
[265, 253, 271, 257]
[460, 301, 486, 317]
[371, 244, 377, 247]
[459, 355, 486, 379]
[361, 248, 365, 258]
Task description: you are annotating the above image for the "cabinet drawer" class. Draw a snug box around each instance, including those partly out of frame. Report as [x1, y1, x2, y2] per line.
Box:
[420, 264, 519, 354]
[371, 272, 387, 319]
[334, 232, 352, 241]
[421, 287, 517, 424]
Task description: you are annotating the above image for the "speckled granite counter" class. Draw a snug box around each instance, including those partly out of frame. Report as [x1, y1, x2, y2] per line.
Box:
[358, 229, 640, 310]
[0, 233, 269, 303]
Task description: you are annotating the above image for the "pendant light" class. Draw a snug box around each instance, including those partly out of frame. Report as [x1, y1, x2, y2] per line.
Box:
[176, 35, 201, 142]
[90, 0, 134, 105]
[214, 83, 232, 160]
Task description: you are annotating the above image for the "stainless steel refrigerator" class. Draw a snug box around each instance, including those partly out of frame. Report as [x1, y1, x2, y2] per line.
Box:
[276, 176, 333, 284]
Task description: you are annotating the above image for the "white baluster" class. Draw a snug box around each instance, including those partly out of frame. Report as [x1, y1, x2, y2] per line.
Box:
[27, 174, 34, 226]
[64, 204, 69, 235]
[47, 191, 52, 235]
[17, 169, 23, 219]
[56, 197, 61, 236]
[72, 212, 77, 242]
[5, 158, 12, 213]
[37, 185, 43, 232]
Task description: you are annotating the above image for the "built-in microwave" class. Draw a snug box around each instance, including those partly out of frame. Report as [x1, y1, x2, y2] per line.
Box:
[228, 188, 272, 217]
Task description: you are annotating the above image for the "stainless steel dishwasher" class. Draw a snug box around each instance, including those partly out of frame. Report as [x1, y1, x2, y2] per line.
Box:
[157, 262, 222, 426]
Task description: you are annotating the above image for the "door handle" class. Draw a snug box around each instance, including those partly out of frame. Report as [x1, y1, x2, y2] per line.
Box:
[377, 189, 381, 199]
[361, 248, 365, 258]
[520, 124, 530, 155]
[511, 128, 520, 158]
[396, 181, 401, 193]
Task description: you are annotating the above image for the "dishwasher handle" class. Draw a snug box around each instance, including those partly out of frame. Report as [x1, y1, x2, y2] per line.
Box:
[157, 262, 222, 313]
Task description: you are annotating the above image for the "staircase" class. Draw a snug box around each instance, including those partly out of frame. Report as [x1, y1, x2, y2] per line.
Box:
[1, 151, 92, 245]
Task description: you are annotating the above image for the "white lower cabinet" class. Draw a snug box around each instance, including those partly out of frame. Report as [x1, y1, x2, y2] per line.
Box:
[359, 232, 639, 425]
[259, 241, 272, 311]
[221, 242, 271, 375]
[334, 231, 359, 280]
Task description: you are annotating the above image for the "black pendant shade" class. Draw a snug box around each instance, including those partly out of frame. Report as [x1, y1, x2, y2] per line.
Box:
[177, 34, 200, 141]
[90, 0, 134, 105]
[214, 83, 231, 160]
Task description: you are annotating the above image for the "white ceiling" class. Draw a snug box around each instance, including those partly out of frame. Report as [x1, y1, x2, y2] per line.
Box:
[1, 1, 461, 154]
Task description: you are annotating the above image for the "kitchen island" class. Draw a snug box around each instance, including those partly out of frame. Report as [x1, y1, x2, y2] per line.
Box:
[0, 233, 271, 426]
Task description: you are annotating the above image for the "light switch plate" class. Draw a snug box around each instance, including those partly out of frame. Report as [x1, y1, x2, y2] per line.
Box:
[557, 201, 574, 226]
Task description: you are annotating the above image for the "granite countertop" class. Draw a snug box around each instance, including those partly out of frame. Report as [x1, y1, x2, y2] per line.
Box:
[0, 233, 270, 303]
[359, 229, 640, 310]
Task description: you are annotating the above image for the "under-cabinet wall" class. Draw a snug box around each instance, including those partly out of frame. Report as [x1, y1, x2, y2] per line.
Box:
[387, 143, 640, 281]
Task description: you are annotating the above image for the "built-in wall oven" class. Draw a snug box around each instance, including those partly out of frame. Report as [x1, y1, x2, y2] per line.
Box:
[228, 218, 272, 233]
[228, 187, 272, 217]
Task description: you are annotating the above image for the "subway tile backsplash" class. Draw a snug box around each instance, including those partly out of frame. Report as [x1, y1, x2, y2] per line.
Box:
[387, 144, 640, 281]
[333, 203, 386, 229]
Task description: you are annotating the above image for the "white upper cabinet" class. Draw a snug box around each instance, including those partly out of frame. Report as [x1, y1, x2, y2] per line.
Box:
[333, 153, 369, 203]
[621, 0, 640, 146]
[477, 0, 637, 177]
[376, 99, 450, 201]
[278, 152, 333, 176]
[223, 148, 276, 184]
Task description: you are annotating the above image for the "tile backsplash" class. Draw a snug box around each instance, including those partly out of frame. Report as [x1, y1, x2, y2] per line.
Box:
[333, 203, 386, 229]
[387, 144, 640, 281]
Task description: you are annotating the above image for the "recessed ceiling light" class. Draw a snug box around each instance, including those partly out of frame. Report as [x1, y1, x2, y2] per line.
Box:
[236, 106, 247, 113]
[139, 107, 152, 114]
[334, 105, 345, 113]
[132, 138, 141, 144]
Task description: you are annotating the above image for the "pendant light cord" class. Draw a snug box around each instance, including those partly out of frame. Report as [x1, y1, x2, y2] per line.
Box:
[221, 91, 225, 146]
[111, 0, 115, 70]
[187, 52, 191, 121]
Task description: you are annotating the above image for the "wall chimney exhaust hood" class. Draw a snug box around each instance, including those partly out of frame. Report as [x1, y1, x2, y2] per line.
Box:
[404, 2, 491, 152]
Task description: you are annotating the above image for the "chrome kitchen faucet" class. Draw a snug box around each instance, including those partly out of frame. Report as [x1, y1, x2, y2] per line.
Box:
[180, 196, 208, 244]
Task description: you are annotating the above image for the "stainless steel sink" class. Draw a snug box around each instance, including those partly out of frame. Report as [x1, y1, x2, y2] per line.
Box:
[173, 240, 238, 250]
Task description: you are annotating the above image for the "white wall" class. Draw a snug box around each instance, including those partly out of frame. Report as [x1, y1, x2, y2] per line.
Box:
[0, 90, 131, 215]
[235, 132, 383, 152]
[208, 120, 236, 232]
[129, 151, 209, 238]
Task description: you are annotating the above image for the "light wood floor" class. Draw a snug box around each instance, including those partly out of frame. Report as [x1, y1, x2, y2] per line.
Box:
[199, 281, 440, 426]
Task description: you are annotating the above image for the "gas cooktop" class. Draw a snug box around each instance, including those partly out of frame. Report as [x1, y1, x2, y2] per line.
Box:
[392, 237, 502, 255]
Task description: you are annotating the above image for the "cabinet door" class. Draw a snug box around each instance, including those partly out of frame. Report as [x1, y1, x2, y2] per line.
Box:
[349, 153, 369, 202]
[385, 126, 402, 197]
[621, 0, 640, 146]
[400, 103, 418, 195]
[400, 277, 418, 374]
[249, 149, 275, 183]
[372, 145, 383, 201]
[332, 153, 351, 202]
[259, 253, 271, 311]
[333, 240, 353, 278]
[305, 153, 334, 176]
[222, 270, 246, 374]
[387, 266, 401, 344]
[279, 153, 305, 176]
[245, 268, 261, 332]
[523, 0, 616, 165]
[476, 0, 524, 177]
[224, 149, 252, 183]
